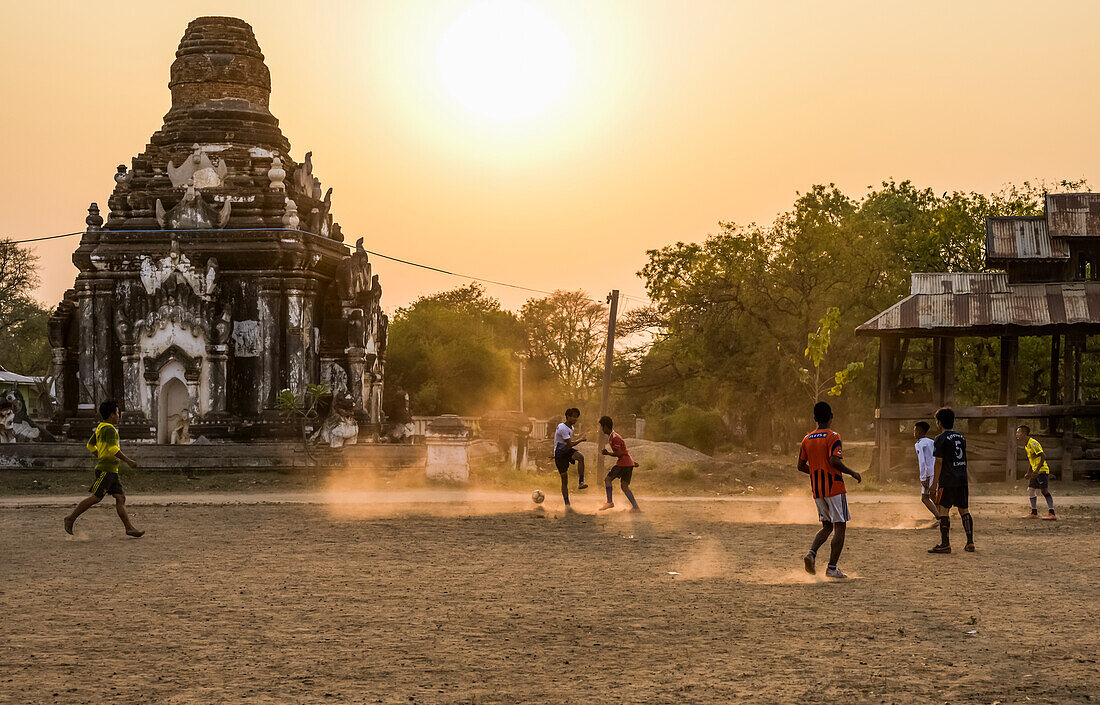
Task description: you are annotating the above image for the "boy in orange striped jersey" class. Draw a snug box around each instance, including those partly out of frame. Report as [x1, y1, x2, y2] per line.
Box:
[798, 401, 861, 579]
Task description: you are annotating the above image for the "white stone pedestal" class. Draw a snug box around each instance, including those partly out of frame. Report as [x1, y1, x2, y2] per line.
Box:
[425, 415, 470, 481]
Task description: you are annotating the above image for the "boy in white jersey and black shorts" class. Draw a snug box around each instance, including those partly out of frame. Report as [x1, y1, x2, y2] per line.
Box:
[553, 407, 588, 507]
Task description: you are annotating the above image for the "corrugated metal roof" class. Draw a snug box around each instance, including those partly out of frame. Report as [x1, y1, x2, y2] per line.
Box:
[985, 216, 1069, 261]
[1046, 193, 1100, 238]
[0, 370, 41, 385]
[857, 276, 1100, 332]
[910, 272, 1009, 295]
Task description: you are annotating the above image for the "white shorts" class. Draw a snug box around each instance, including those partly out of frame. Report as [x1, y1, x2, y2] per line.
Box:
[815, 494, 851, 523]
[920, 476, 934, 493]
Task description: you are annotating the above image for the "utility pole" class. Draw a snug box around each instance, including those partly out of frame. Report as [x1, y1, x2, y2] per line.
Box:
[514, 352, 528, 413]
[597, 289, 620, 473]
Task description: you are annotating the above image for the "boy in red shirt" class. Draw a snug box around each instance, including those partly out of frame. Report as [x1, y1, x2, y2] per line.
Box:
[798, 401, 861, 578]
[597, 415, 640, 511]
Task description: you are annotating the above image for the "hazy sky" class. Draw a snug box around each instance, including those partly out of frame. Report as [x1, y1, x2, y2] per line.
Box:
[3, 0, 1100, 314]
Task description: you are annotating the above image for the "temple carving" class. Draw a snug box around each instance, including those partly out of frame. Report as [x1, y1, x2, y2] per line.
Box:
[48, 16, 387, 441]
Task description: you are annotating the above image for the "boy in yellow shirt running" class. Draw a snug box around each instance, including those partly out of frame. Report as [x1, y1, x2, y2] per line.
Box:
[64, 400, 144, 537]
[1016, 425, 1056, 520]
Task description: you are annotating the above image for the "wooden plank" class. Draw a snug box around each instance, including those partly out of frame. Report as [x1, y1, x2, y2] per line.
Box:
[1002, 336, 1019, 481]
[877, 402, 1100, 420]
[943, 336, 955, 408]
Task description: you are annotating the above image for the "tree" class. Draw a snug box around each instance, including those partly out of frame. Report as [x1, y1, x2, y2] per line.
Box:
[385, 284, 524, 415]
[624, 179, 1083, 451]
[0, 240, 40, 335]
[520, 290, 607, 401]
[0, 239, 51, 375]
[788, 307, 864, 403]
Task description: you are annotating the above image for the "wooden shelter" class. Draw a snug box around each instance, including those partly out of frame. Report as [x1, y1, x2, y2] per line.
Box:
[858, 194, 1100, 481]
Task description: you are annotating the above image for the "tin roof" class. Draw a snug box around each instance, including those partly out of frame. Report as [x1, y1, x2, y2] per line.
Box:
[0, 369, 41, 385]
[986, 216, 1069, 261]
[857, 273, 1100, 333]
[1045, 193, 1100, 238]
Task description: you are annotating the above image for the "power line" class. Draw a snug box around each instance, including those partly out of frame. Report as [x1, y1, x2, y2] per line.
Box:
[5, 231, 84, 244]
[5, 227, 651, 304]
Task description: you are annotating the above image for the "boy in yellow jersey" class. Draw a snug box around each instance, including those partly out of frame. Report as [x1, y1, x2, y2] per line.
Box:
[1017, 425, 1056, 520]
[64, 400, 144, 537]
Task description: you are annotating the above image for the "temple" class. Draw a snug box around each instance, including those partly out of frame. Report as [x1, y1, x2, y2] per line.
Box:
[859, 193, 1100, 481]
[48, 16, 387, 442]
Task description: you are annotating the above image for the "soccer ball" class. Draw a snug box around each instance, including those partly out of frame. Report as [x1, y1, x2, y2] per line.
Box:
[531, 489, 545, 504]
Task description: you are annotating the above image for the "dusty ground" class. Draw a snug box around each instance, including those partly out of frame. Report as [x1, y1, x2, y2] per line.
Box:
[2, 494, 1098, 704]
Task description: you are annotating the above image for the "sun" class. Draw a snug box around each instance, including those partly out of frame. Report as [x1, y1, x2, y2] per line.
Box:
[436, 0, 575, 122]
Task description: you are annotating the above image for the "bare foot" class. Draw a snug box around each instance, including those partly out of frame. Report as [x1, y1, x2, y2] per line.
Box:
[64, 517, 74, 535]
[126, 529, 145, 538]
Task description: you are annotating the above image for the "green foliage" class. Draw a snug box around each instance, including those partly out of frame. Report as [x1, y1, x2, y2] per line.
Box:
[0, 301, 51, 375]
[625, 179, 1085, 448]
[519, 290, 607, 402]
[386, 284, 525, 416]
[0, 239, 50, 375]
[275, 384, 331, 422]
[790, 306, 864, 402]
[643, 399, 728, 454]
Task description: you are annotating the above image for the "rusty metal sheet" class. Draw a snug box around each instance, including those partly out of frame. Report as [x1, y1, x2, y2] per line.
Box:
[910, 272, 1008, 296]
[1063, 284, 1090, 323]
[1046, 193, 1100, 237]
[985, 217, 1069, 261]
[857, 281, 1100, 332]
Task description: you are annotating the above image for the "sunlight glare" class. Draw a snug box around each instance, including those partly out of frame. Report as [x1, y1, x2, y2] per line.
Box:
[436, 0, 575, 122]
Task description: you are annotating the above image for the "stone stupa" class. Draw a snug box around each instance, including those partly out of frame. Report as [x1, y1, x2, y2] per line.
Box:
[48, 16, 387, 442]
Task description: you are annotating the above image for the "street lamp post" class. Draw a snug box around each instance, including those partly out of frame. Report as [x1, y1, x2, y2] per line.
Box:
[513, 352, 528, 413]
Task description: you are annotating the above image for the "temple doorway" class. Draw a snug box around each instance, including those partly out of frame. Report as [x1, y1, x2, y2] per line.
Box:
[157, 377, 190, 444]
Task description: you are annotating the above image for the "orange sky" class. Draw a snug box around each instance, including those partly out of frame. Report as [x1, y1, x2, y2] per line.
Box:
[3, 0, 1100, 314]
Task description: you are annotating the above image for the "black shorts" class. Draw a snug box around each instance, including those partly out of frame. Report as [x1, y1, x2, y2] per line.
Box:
[90, 471, 124, 498]
[554, 450, 576, 474]
[607, 465, 634, 484]
[1028, 473, 1050, 490]
[936, 485, 968, 510]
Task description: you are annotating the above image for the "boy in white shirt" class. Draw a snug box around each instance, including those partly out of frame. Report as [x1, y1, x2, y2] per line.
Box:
[553, 407, 588, 507]
[913, 421, 939, 519]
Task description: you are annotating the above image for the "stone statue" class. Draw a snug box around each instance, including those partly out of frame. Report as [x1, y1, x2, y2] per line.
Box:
[282, 198, 300, 229]
[384, 389, 415, 443]
[155, 183, 232, 229]
[293, 151, 324, 198]
[114, 165, 132, 188]
[168, 409, 192, 445]
[0, 402, 14, 443]
[205, 257, 220, 297]
[0, 387, 54, 441]
[168, 143, 228, 188]
[347, 308, 366, 348]
[311, 393, 359, 448]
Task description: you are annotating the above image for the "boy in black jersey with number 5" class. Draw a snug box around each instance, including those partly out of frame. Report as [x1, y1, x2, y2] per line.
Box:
[928, 407, 974, 554]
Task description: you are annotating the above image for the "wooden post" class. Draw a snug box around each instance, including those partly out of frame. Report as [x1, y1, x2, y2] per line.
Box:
[943, 336, 955, 408]
[1061, 333, 1077, 481]
[1001, 336, 1019, 481]
[876, 337, 897, 479]
[1049, 335, 1061, 435]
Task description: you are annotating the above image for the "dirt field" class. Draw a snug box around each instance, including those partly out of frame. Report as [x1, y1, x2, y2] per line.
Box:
[2, 495, 1098, 704]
